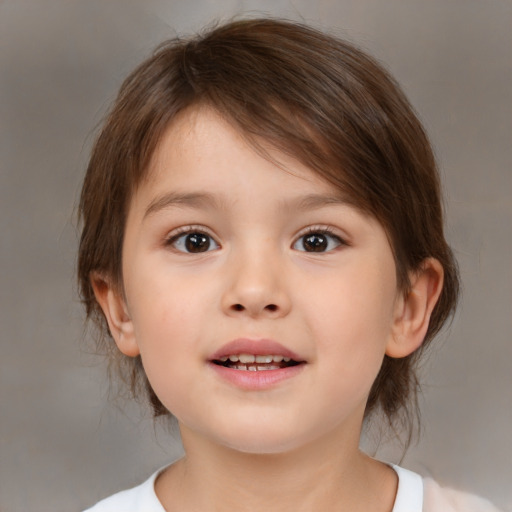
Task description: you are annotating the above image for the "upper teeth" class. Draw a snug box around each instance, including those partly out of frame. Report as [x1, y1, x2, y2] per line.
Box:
[220, 354, 291, 363]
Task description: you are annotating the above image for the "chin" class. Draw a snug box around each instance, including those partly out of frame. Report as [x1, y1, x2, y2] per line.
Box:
[223, 438, 303, 456]
[178, 401, 351, 456]
[209, 421, 316, 456]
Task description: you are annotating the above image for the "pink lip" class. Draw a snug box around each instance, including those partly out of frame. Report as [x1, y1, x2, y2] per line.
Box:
[208, 338, 306, 391]
[210, 338, 303, 361]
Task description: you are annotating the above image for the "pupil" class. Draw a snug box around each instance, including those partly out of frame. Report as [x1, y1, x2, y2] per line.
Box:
[304, 234, 327, 252]
[185, 233, 210, 252]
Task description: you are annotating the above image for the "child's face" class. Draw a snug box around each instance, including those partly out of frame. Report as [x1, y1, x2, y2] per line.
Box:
[104, 107, 407, 454]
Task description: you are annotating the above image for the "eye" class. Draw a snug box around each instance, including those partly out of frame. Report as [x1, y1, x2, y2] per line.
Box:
[293, 230, 343, 253]
[167, 230, 220, 253]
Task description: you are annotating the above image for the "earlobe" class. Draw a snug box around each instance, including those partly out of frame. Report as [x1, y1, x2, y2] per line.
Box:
[90, 272, 140, 357]
[386, 258, 444, 358]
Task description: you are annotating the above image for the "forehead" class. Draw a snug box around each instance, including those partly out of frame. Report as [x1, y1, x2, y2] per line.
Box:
[137, 106, 349, 208]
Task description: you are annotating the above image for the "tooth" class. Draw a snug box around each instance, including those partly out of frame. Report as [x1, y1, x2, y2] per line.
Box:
[255, 355, 273, 363]
[248, 365, 257, 371]
[229, 355, 239, 362]
[219, 356, 228, 362]
[236, 365, 246, 370]
[272, 355, 284, 362]
[283, 357, 291, 362]
[239, 354, 256, 363]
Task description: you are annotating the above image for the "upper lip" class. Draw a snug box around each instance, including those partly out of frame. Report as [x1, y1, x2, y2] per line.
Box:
[210, 338, 304, 362]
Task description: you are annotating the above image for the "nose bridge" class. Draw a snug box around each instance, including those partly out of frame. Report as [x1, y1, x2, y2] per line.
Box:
[222, 237, 290, 317]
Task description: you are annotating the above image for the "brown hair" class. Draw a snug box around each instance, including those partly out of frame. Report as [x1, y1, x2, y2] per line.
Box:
[78, 18, 459, 435]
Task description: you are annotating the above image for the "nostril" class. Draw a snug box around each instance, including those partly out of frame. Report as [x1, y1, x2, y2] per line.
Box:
[230, 303, 278, 313]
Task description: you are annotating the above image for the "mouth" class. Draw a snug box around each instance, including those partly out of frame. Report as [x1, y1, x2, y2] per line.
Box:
[208, 339, 306, 388]
[212, 354, 302, 371]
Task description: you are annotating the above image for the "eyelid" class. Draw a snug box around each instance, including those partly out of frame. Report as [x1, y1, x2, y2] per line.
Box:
[292, 225, 349, 251]
[295, 225, 348, 242]
[164, 225, 220, 251]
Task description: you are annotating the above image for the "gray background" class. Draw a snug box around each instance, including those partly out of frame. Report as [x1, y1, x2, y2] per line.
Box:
[1, 1, 510, 510]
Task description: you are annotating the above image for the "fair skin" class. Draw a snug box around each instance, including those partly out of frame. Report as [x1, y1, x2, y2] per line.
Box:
[93, 107, 443, 512]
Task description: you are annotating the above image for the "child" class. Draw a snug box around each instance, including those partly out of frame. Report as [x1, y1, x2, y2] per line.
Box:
[78, 18, 502, 512]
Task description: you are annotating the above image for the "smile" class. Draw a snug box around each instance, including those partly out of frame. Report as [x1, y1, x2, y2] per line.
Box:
[209, 338, 306, 388]
[214, 354, 299, 371]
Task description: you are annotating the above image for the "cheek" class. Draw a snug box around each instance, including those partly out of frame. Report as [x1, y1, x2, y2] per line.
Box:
[126, 254, 211, 339]
[123, 263, 220, 410]
[129, 297, 201, 418]
[300, 263, 397, 376]
[305, 270, 396, 338]
[129, 288, 199, 359]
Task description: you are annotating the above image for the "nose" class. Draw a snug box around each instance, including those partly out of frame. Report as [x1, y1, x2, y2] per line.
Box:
[221, 248, 291, 319]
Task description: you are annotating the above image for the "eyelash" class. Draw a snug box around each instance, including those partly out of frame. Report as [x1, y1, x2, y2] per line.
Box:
[165, 226, 219, 254]
[292, 226, 347, 253]
[164, 225, 347, 254]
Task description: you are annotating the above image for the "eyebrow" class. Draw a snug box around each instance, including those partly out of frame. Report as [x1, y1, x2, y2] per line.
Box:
[291, 193, 353, 211]
[143, 191, 353, 220]
[143, 192, 221, 219]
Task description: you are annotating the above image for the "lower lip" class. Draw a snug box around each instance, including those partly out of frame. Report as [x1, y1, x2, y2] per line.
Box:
[208, 362, 305, 390]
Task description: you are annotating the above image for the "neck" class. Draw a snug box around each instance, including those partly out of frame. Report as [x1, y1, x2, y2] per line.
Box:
[156, 425, 397, 512]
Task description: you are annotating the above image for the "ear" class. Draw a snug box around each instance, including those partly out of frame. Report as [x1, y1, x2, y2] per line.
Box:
[90, 272, 140, 357]
[386, 258, 444, 358]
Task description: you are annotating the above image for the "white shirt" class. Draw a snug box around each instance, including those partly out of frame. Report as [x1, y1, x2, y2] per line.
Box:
[84, 464, 503, 512]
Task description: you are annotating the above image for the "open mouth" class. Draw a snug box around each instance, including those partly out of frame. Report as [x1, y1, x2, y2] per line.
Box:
[212, 354, 302, 371]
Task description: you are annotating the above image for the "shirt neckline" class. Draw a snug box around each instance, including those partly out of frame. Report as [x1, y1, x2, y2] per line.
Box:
[147, 463, 424, 512]
[391, 464, 424, 512]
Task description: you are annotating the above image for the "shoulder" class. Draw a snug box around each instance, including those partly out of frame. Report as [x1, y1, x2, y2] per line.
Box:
[82, 469, 165, 512]
[391, 465, 504, 512]
[423, 477, 504, 512]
